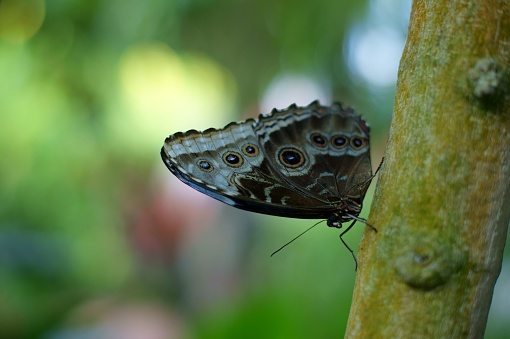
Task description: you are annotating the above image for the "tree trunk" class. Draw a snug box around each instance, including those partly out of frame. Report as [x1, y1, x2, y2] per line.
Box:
[346, 0, 510, 338]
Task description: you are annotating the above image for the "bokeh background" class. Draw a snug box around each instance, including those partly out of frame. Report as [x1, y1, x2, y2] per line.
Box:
[1, 0, 509, 338]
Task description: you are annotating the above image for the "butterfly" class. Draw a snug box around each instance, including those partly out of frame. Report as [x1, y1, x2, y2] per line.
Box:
[161, 101, 377, 269]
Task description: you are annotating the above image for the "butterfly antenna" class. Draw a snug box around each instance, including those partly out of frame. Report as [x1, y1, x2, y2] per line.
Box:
[271, 220, 325, 257]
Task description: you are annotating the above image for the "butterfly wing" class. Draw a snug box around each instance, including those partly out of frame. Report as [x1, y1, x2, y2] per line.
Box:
[254, 102, 372, 204]
[161, 101, 372, 219]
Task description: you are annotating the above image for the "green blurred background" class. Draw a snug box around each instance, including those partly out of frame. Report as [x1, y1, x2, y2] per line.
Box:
[1, 0, 508, 338]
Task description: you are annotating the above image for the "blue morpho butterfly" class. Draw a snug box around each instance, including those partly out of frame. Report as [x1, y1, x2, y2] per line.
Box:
[161, 101, 379, 269]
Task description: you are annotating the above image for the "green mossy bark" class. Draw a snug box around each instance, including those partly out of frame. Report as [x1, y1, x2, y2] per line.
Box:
[346, 0, 510, 338]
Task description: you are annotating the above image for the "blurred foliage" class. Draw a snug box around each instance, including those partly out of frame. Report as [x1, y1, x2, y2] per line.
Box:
[1, 0, 507, 338]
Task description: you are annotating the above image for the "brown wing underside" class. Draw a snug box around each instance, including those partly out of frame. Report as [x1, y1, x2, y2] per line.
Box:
[161, 101, 372, 219]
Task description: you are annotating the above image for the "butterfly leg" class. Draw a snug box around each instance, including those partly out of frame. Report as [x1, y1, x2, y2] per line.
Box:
[356, 186, 377, 233]
[345, 157, 384, 197]
[339, 219, 358, 271]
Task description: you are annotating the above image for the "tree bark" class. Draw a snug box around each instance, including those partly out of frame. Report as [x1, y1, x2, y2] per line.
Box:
[346, 0, 510, 338]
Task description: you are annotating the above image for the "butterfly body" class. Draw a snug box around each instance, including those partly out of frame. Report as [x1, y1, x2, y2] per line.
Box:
[161, 101, 373, 227]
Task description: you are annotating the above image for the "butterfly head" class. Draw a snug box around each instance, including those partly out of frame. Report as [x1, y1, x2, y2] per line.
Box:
[326, 197, 363, 229]
[326, 214, 343, 228]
